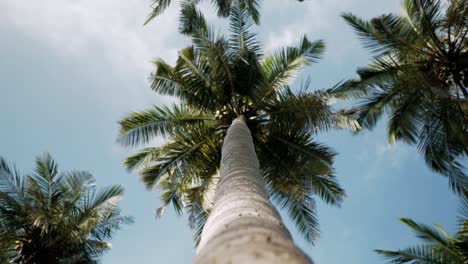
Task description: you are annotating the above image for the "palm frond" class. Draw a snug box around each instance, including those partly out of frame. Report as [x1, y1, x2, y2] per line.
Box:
[274, 193, 320, 244]
[191, 209, 209, 246]
[150, 58, 183, 97]
[143, 0, 262, 28]
[229, 0, 261, 55]
[256, 128, 343, 243]
[124, 147, 162, 172]
[239, 0, 261, 25]
[179, 0, 207, 35]
[118, 103, 214, 147]
[459, 196, 468, 225]
[309, 174, 345, 205]
[157, 176, 185, 216]
[33, 153, 59, 184]
[144, 0, 172, 25]
[0, 157, 25, 201]
[127, 123, 221, 189]
[387, 90, 423, 144]
[91, 209, 134, 241]
[262, 86, 333, 133]
[29, 153, 66, 211]
[151, 51, 222, 112]
[260, 129, 336, 176]
[190, 29, 237, 107]
[62, 171, 95, 201]
[330, 56, 405, 100]
[375, 246, 451, 264]
[89, 185, 125, 211]
[375, 211, 468, 264]
[404, 0, 445, 53]
[184, 173, 217, 245]
[260, 36, 325, 99]
[342, 12, 426, 56]
[342, 12, 381, 51]
[445, 0, 468, 52]
[213, 0, 261, 24]
[353, 81, 411, 130]
[417, 102, 468, 196]
[400, 218, 450, 246]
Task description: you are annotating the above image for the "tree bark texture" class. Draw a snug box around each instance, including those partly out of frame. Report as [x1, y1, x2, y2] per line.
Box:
[194, 116, 313, 264]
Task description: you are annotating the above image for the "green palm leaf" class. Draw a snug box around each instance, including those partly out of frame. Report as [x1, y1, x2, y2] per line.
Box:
[118, 104, 214, 147]
[375, 246, 452, 264]
[179, 1, 207, 35]
[260, 37, 325, 100]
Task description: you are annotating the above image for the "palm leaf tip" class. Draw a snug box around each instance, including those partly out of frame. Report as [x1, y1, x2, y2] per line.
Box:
[341, 12, 372, 36]
[299, 36, 325, 64]
[144, 0, 172, 25]
[179, 1, 207, 35]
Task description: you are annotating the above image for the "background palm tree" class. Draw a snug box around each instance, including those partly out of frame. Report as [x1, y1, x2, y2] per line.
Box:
[144, 0, 261, 27]
[0, 154, 133, 264]
[143, 0, 305, 29]
[338, 0, 468, 196]
[375, 197, 468, 264]
[118, 1, 355, 262]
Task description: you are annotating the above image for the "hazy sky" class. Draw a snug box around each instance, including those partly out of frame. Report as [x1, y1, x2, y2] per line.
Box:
[0, 0, 461, 263]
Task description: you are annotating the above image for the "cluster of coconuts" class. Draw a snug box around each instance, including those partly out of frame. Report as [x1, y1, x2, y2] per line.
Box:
[214, 100, 258, 122]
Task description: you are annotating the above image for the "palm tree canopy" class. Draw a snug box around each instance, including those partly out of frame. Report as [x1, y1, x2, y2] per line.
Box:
[0, 154, 133, 264]
[338, 0, 468, 197]
[375, 197, 468, 264]
[144, 0, 261, 27]
[119, 1, 354, 245]
[143, 0, 305, 30]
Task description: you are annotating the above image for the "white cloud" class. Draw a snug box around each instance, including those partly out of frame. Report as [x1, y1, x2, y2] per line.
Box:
[0, 0, 403, 121]
[1, 0, 183, 70]
[1, 0, 186, 112]
[260, 0, 398, 62]
[0, 0, 399, 92]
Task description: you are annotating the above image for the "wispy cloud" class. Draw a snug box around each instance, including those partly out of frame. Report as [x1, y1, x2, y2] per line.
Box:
[362, 141, 413, 180]
[260, 0, 398, 64]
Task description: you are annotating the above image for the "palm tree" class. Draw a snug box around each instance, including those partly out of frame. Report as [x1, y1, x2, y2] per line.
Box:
[144, 0, 261, 27]
[339, 0, 468, 197]
[143, 0, 304, 29]
[375, 197, 468, 264]
[0, 154, 133, 264]
[119, 1, 352, 263]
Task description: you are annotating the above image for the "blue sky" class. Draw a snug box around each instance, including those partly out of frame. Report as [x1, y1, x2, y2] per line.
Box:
[0, 0, 462, 263]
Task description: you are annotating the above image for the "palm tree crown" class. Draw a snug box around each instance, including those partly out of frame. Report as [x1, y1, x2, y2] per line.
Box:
[118, 1, 352, 245]
[0, 154, 133, 263]
[339, 0, 468, 196]
[143, 0, 305, 29]
[144, 0, 261, 27]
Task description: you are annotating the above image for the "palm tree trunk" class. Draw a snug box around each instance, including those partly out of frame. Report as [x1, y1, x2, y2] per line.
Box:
[194, 116, 312, 264]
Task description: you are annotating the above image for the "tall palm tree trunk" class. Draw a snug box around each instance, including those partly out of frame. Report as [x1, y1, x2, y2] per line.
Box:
[194, 116, 312, 264]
